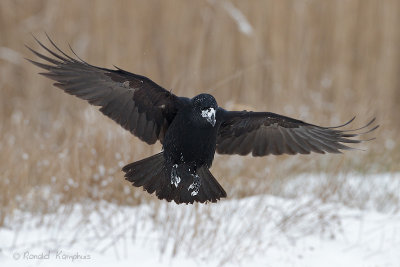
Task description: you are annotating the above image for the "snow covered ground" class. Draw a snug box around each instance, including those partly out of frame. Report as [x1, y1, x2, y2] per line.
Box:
[1, 173, 399, 267]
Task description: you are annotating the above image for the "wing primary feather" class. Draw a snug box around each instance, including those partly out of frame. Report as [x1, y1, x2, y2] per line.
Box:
[277, 128, 300, 155]
[129, 107, 140, 135]
[305, 128, 353, 147]
[238, 131, 256, 155]
[353, 124, 380, 135]
[28, 36, 179, 145]
[263, 127, 284, 155]
[33, 35, 71, 62]
[143, 120, 156, 144]
[217, 137, 234, 154]
[338, 117, 376, 132]
[304, 128, 348, 152]
[114, 94, 133, 124]
[264, 128, 275, 155]
[252, 129, 268, 156]
[119, 100, 135, 129]
[308, 128, 361, 144]
[25, 45, 63, 65]
[99, 90, 130, 120]
[135, 112, 148, 139]
[326, 116, 356, 129]
[229, 133, 247, 154]
[292, 128, 326, 154]
[68, 43, 89, 64]
[285, 129, 312, 154]
[296, 127, 345, 153]
[26, 59, 53, 71]
[44, 33, 79, 63]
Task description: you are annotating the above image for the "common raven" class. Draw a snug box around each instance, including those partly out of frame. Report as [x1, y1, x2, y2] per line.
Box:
[27, 36, 378, 204]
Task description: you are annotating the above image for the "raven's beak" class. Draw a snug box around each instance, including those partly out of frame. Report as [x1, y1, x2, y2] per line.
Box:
[202, 108, 216, 127]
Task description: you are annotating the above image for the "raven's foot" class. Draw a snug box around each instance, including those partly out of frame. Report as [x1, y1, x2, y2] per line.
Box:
[170, 164, 181, 187]
[188, 174, 201, 196]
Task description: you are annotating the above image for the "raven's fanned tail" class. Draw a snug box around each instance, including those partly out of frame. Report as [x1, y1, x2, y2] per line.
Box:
[123, 153, 226, 204]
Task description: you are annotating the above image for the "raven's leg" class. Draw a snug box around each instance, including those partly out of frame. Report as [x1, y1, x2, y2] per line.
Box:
[188, 173, 201, 196]
[170, 164, 181, 188]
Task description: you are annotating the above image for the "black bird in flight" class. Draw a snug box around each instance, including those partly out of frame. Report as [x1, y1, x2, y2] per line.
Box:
[28, 36, 378, 204]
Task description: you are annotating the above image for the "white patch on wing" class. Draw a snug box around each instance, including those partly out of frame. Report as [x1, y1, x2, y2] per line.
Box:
[170, 164, 181, 188]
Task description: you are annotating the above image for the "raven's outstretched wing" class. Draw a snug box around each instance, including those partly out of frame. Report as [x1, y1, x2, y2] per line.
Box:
[216, 110, 378, 156]
[27, 36, 179, 144]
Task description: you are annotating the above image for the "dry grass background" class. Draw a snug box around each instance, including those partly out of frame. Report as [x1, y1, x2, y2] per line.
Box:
[0, 0, 399, 233]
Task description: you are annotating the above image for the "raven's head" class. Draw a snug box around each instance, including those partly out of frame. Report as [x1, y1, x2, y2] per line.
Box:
[191, 94, 218, 127]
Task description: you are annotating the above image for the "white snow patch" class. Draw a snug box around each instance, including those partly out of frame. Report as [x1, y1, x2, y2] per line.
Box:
[1, 174, 400, 266]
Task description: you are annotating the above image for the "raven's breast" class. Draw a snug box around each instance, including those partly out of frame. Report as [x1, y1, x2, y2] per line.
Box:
[163, 114, 219, 169]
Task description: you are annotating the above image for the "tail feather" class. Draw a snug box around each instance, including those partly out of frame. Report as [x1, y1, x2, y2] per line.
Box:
[143, 165, 166, 194]
[139, 159, 165, 190]
[197, 167, 227, 201]
[123, 153, 163, 187]
[196, 172, 215, 201]
[123, 152, 227, 204]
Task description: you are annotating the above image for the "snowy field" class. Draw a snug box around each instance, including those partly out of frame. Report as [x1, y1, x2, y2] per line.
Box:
[1, 173, 399, 267]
